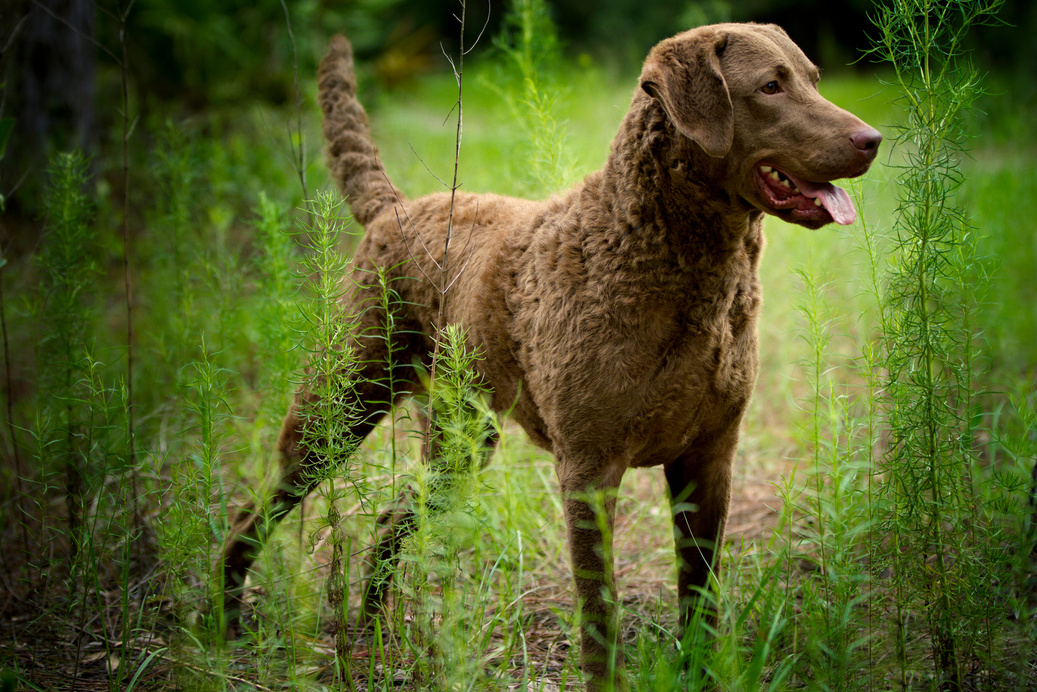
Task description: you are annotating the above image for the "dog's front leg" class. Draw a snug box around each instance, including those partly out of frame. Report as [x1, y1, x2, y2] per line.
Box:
[558, 462, 629, 692]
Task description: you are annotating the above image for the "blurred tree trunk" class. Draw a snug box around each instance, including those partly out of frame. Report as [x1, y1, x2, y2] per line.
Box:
[2, 0, 95, 228]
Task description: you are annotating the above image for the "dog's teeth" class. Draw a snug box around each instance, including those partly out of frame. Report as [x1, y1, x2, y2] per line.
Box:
[760, 165, 773, 173]
[769, 171, 781, 182]
[814, 198, 822, 207]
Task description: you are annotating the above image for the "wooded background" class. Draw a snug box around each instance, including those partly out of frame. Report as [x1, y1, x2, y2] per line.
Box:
[3, 0, 1035, 227]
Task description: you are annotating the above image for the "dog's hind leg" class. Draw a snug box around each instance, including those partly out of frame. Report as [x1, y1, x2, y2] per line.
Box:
[219, 309, 421, 636]
[359, 404, 499, 625]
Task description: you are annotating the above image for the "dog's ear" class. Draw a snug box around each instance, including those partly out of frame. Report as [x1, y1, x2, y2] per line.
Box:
[640, 30, 733, 158]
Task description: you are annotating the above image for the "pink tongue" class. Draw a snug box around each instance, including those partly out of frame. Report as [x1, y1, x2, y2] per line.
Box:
[784, 172, 857, 225]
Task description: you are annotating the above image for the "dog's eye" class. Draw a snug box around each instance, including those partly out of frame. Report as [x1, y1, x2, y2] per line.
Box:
[761, 81, 782, 95]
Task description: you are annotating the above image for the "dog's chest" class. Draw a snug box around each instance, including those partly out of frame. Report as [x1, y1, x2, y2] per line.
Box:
[625, 271, 761, 446]
[510, 250, 762, 463]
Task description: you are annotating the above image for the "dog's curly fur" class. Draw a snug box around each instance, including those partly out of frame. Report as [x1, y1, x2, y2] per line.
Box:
[221, 23, 880, 690]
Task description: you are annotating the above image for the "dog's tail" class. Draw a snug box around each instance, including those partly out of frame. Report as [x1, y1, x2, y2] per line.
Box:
[319, 35, 403, 228]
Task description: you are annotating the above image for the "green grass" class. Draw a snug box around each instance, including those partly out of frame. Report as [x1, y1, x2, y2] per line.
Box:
[2, 20, 1036, 692]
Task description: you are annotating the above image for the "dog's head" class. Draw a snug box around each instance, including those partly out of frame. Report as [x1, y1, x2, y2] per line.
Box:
[640, 23, 880, 229]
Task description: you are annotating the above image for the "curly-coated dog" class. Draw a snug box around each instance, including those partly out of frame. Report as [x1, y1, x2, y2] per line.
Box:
[221, 22, 880, 690]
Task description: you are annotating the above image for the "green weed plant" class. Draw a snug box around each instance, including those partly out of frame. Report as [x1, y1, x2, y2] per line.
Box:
[869, 1, 1013, 689]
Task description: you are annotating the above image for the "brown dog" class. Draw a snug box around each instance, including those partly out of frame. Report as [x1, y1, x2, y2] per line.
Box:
[221, 22, 880, 690]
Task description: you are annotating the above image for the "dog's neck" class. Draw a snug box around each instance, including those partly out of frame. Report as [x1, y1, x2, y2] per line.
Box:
[589, 95, 761, 272]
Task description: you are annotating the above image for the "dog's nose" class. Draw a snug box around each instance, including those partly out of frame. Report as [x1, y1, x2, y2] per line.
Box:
[852, 127, 882, 157]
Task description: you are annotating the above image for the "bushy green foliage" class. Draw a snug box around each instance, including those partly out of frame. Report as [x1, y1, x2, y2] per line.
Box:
[35, 152, 99, 401]
[33, 151, 101, 560]
[491, 0, 576, 195]
[399, 325, 496, 688]
[871, 1, 1009, 687]
[295, 191, 364, 480]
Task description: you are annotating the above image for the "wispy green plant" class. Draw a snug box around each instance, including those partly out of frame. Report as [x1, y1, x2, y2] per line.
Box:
[989, 386, 1037, 682]
[788, 258, 874, 690]
[492, 0, 575, 195]
[402, 323, 494, 689]
[848, 178, 891, 688]
[292, 191, 365, 673]
[145, 121, 203, 415]
[33, 151, 100, 565]
[189, 344, 232, 639]
[148, 339, 234, 687]
[708, 559, 792, 692]
[295, 191, 363, 481]
[869, 0, 1006, 687]
[77, 351, 140, 689]
[251, 191, 300, 418]
[29, 153, 157, 685]
[369, 263, 409, 469]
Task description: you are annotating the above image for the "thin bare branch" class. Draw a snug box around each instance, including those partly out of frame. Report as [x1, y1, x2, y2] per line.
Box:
[256, 111, 306, 182]
[280, 0, 310, 220]
[125, 113, 139, 141]
[441, 101, 459, 128]
[392, 207, 438, 287]
[2, 12, 31, 54]
[443, 241, 477, 294]
[465, 0, 492, 56]
[442, 201, 480, 295]
[409, 143, 450, 188]
[4, 168, 30, 200]
[423, 0, 474, 452]
[442, 44, 460, 82]
[116, 0, 140, 540]
[380, 170, 442, 274]
[29, 0, 119, 62]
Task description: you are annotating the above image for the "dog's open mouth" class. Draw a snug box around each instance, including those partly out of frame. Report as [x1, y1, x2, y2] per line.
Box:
[755, 164, 857, 226]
